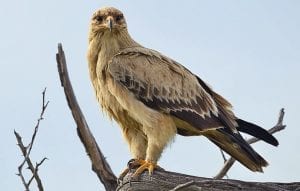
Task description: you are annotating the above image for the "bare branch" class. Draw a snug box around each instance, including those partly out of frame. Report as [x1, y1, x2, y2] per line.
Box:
[214, 108, 286, 179]
[27, 157, 48, 187]
[169, 180, 195, 191]
[219, 149, 227, 164]
[117, 168, 300, 191]
[27, 88, 49, 159]
[15, 88, 49, 191]
[56, 43, 117, 191]
[15, 133, 30, 190]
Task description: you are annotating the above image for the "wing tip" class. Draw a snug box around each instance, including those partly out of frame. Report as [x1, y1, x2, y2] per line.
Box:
[236, 119, 279, 147]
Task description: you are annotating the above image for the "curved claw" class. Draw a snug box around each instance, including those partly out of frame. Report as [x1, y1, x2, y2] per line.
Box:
[128, 159, 146, 168]
[132, 160, 161, 177]
[118, 159, 146, 180]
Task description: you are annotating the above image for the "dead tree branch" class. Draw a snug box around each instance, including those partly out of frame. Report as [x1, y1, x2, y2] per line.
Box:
[15, 88, 49, 191]
[56, 43, 117, 191]
[214, 109, 286, 179]
[117, 169, 300, 191]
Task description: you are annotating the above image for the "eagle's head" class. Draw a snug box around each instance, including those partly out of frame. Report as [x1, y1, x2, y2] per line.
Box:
[89, 7, 127, 37]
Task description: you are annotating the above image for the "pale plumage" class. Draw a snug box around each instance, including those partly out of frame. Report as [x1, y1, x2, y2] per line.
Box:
[87, 7, 278, 176]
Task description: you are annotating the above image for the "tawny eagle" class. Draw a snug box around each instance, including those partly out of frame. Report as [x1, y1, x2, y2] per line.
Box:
[87, 7, 278, 177]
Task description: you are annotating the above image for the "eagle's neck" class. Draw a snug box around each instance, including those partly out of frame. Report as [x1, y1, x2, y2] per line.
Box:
[87, 29, 139, 90]
[88, 29, 138, 63]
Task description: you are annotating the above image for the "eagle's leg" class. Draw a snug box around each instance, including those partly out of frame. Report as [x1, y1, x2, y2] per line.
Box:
[132, 142, 166, 177]
[119, 127, 147, 179]
[133, 117, 176, 177]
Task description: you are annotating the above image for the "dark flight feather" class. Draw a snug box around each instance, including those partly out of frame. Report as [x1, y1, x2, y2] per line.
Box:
[236, 119, 279, 146]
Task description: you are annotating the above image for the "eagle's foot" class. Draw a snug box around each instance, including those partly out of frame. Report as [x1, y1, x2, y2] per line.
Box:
[118, 158, 146, 181]
[132, 160, 160, 177]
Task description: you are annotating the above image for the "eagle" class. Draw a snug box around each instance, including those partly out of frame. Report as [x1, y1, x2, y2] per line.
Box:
[87, 7, 278, 177]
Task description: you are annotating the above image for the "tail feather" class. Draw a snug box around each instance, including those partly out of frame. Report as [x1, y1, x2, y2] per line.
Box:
[236, 119, 279, 146]
[204, 128, 268, 172]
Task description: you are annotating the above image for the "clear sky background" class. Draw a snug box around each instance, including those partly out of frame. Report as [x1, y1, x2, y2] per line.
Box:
[1, 1, 299, 190]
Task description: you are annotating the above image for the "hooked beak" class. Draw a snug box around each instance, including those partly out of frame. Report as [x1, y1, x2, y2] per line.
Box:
[107, 17, 113, 32]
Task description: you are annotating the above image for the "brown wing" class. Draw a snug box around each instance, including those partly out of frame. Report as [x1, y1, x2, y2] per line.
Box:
[108, 47, 237, 134]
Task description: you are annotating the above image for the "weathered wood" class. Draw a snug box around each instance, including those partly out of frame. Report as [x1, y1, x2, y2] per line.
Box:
[56, 43, 118, 191]
[118, 169, 300, 191]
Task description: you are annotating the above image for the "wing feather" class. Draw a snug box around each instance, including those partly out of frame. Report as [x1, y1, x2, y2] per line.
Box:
[108, 47, 233, 132]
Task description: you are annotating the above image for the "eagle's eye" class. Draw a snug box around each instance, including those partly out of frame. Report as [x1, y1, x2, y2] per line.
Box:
[94, 15, 103, 22]
[115, 14, 123, 22]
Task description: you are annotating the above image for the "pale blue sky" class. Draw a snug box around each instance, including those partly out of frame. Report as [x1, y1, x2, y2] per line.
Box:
[1, 1, 299, 190]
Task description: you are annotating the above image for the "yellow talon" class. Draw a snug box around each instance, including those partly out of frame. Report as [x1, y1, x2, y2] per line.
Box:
[119, 159, 164, 180]
[132, 160, 158, 177]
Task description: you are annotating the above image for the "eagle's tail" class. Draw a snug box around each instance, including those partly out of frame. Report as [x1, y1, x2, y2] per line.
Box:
[204, 128, 268, 172]
[236, 119, 279, 146]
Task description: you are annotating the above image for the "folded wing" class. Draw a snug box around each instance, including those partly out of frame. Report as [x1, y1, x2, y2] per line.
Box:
[108, 47, 237, 133]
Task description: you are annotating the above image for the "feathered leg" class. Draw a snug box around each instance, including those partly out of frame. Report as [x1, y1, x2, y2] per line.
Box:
[133, 116, 176, 176]
[119, 127, 147, 178]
